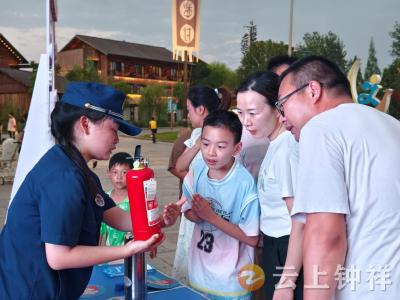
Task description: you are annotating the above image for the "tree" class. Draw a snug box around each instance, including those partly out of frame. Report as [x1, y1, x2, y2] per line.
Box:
[172, 81, 185, 109]
[241, 21, 257, 56]
[138, 84, 166, 123]
[236, 40, 288, 81]
[389, 21, 400, 58]
[28, 61, 39, 95]
[381, 58, 400, 119]
[193, 62, 238, 90]
[364, 37, 381, 80]
[191, 61, 211, 85]
[65, 60, 100, 82]
[109, 81, 132, 95]
[296, 31, 347, 71]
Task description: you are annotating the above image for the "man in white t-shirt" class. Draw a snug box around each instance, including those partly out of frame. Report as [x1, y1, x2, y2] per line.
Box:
[276, 55, 400, 299]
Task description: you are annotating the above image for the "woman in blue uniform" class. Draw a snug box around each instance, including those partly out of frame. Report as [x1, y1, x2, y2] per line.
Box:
[0, 82, 170, 299]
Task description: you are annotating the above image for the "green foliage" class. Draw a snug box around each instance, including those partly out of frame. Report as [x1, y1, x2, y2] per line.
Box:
[191, 61, 211, 84]
[138, 84, 166, 123]
[381, 58, 400, 119]
[193, 62, 238, 90]
[236, 40, 287, 81]
[173, 82, 185, 109]
[364, 38, 381, 80]
[136, 131, 178, 143]
[28, 61, 39, 95]
[109, 81, 132, 94]
[389, 21, 400, 58]
[296, 31, 347, 71]
[65, 60, 100, 82]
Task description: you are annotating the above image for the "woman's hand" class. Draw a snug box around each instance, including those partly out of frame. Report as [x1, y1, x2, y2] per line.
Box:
[162, 203, 181, 227]
[124, 234, 164, 257]
[192, 194, 215, 222]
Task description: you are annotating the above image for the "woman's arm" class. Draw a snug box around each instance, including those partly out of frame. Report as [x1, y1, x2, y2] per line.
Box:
[272, 197, 303, 300]
[168, 166, 187, 180]
[103, 202, 181, 230]
[280, 197, 303, 279]
[175, 140, 200, 173]
[45, 234, 162, 270]
[103, 206, 132, 231]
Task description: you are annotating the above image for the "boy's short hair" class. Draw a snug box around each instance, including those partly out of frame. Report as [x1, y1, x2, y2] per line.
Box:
[108, 152, 133, 170]
[202, 110, 242, 144]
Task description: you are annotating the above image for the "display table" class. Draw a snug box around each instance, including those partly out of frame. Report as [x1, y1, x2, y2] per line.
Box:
[80, 264, 209, 299]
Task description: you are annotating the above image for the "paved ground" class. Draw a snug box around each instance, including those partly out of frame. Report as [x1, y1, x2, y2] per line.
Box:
[0, 128, 182, 276]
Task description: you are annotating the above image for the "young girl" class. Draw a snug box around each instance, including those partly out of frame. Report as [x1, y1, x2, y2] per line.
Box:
[0, 82, 178, 299]
[172, 85, 230, 283]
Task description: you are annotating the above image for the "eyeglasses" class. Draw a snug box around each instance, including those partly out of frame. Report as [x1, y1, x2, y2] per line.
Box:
[275, 83, 309, 117]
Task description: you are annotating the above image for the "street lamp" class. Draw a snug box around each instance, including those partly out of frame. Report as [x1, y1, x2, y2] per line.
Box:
[288, 0, 294, 56]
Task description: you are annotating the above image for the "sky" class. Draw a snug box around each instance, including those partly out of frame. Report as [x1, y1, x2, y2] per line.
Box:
[0, 0, 399, 72]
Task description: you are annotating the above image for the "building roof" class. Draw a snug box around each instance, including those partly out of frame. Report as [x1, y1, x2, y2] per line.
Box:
[0, 67, 68, 92]
[60, 35, 179, 64]
[0, 33, 29, 65]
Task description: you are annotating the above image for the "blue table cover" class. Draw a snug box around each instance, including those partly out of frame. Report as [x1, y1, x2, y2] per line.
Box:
[80, 264, 209, 299]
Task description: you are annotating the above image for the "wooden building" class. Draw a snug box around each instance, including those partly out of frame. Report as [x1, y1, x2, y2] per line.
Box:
[57, 35, 192, 122]
[0, 33, 28, 68]
[0, 67, 32, 113]
[58, 35, 187, 92]
[0, 67, 67, 115]
[0, 33, 31, 115]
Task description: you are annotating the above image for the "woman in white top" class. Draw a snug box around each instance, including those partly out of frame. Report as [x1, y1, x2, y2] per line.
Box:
[236, 71, 303, 300]
[172, 85, 231, 283]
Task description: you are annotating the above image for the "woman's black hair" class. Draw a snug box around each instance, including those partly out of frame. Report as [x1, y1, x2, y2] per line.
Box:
[236, 71, 279, 107]
[187, 85, 230, 113]
[51, 101, 106, 198]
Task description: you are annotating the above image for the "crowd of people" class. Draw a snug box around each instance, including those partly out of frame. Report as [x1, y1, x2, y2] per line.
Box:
[0, 54, 399, 300]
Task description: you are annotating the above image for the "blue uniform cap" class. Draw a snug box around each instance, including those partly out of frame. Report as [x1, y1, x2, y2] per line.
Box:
[61, 81, 141, 136]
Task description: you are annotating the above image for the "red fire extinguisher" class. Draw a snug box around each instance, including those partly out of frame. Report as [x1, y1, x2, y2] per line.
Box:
[126, 146, 163, 243]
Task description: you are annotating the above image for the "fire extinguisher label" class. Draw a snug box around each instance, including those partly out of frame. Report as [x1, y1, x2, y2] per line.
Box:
[143, 178, 161, 226]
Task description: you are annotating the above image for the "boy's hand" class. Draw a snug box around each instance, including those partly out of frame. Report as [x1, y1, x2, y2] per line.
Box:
[162, 203, 181, 227]
[192, 194, 215, 222]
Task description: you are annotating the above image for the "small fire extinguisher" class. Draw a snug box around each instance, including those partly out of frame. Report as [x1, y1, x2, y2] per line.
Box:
[126, 145, 163, 243]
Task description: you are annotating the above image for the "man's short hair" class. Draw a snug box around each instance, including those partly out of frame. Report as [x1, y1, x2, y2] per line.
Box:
[266, 55, 298, 73]
[108, 152, 133, 170]
[202, 110, 242, 144]
[280, 55, 351, 97]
